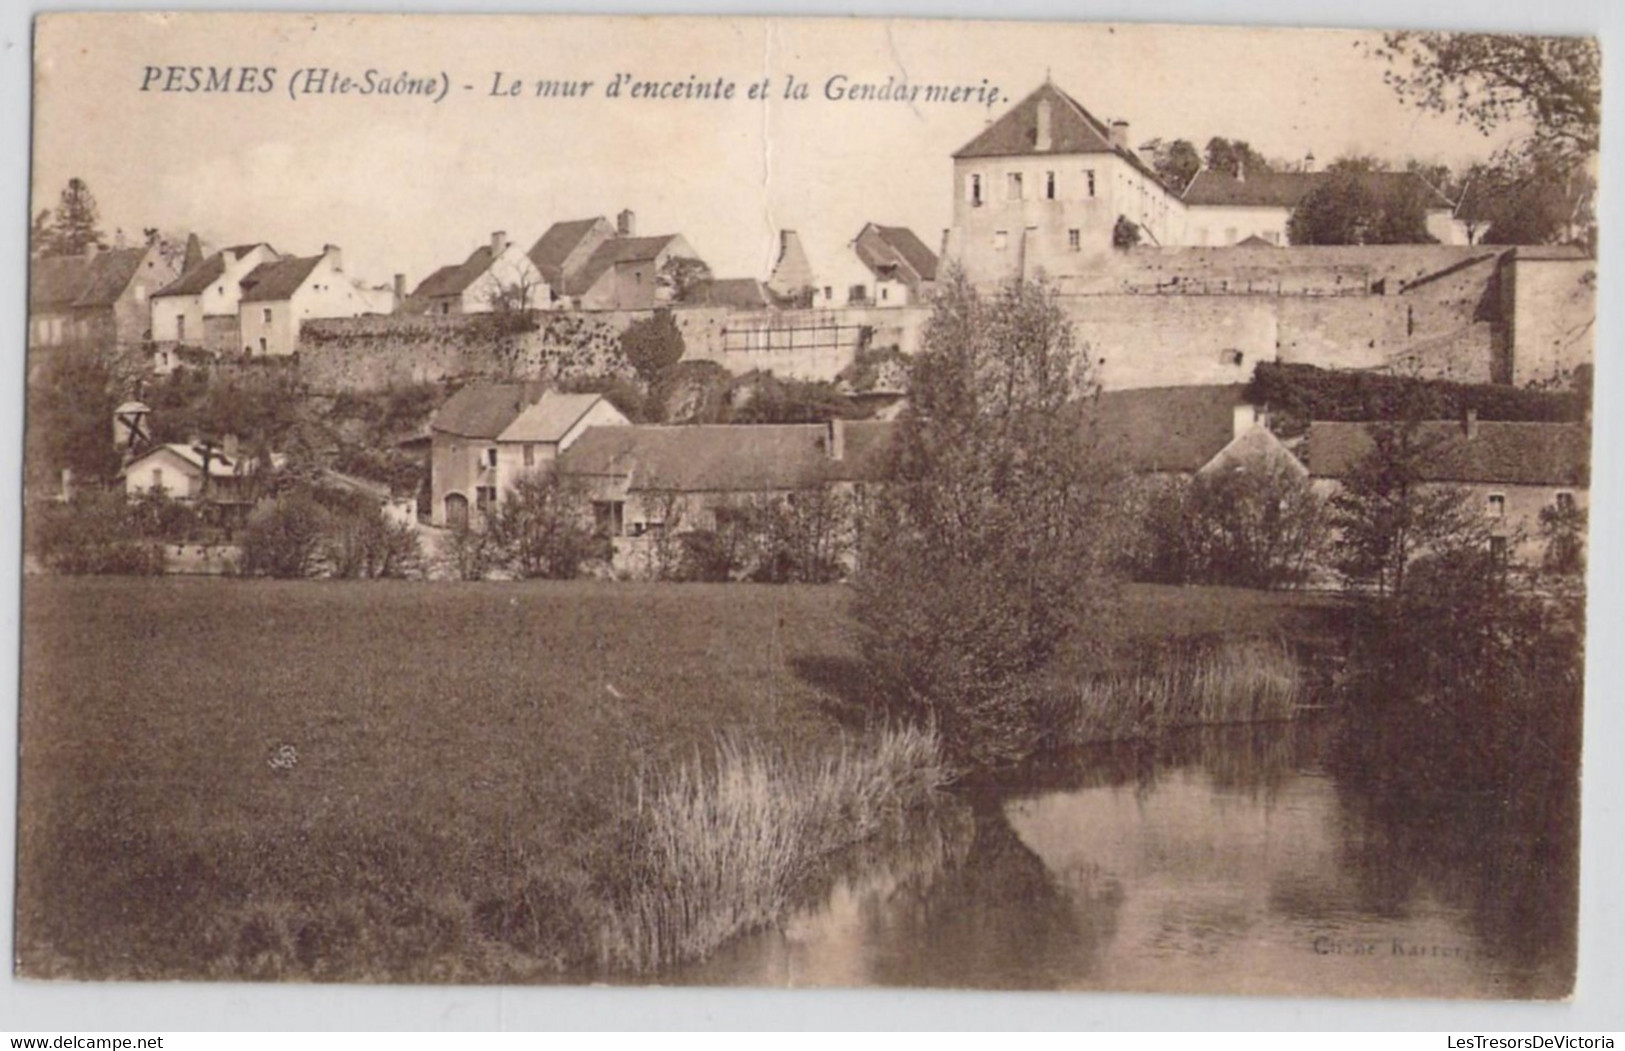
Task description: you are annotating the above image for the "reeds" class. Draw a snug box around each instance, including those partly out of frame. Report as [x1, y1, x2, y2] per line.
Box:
[594, 722, 947, 972]
[1054, 636, 1305, 748]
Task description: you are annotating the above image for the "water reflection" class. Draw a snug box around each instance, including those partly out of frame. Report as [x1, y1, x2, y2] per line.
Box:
[672, 721, 1575, 998]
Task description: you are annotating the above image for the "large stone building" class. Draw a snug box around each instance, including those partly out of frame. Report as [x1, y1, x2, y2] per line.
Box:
[28, 243, 178, 353]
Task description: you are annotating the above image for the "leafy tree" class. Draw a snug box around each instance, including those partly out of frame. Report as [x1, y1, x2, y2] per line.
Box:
[1183, 462, 1325, 589]
[1372, 33, 1599, 164]
[1111, 216, 1142, 249]
[727, 372, 858, 424]
[488, 470, 599, 579]
[46, 178, 106, 256]
[239, 494, 331, 578]
[28, 492, 166, 575]
[29, 210, 52, 259]
[657, 256, 714, 303]
[619, 308, 686, 382]
[1204, 137, 1272, 179]
[1143, 137, 1201, 194]
[1326, 419, 1492, 599]
[1538, 497, 1586, 577]
[24, 350, 123, 488]
[1286, 166, 1432, 245]
[852, 270, 1118, 769]
[1460, 151, 1596, 247]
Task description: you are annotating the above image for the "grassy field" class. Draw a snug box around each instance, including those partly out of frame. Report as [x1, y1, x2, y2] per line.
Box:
[16, 576, 1343, 981]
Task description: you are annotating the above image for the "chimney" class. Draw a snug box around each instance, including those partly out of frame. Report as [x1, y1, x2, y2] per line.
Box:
[1233, 403, 1263, 440]
[1035, 98, 1053, 152]
[1303, 150, 1317, 173]
[827, 417, 846, 461]
[1464, 406, 1479, 440]
[1109, 120, 1130, 150]
[491, 230, 508, 256]
[323, 244, 343, 271]
[617, 209, 636, 237]
[393, 273, 406, 303]
[1137, 143, 1158, 170]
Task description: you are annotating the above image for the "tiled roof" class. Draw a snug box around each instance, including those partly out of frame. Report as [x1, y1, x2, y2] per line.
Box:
[154, 252, 229, 298]
[528, 218, 609, 284]
[239, 255, 324, 303]
[1183, 169, 1454, 210]
[559, 420, 896, 492]
[430, 382, 547, 440]
[1305, 421, 1590, 487]
[952, 82, 1171, 191]
[411, 246, 494, 300]
[124, 442, 245, 479]
[682, 278, 775, 309]
[497, 392, 610, 443]
[1087, 385, 1250, 474]
[562, 235, 679, 296]
[857, 225, 939, 284]
[1198, 424, 1306, 477]
[30, 248, 148, 311]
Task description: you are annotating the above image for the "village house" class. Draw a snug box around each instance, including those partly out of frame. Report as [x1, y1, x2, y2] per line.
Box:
[1090, 384, 1276, 476]
[1181, 166, 1466, 248]
[28, 243, 179, 352]
[1305, 414, 1589, 566]
[527, 216, 616, 304]
[555, 418, 894, 569]
[428, 383, 630, 528]
[771, 225, 940, 309]
[237, 245, 386, 357]
[120, 441, 261, 507]
[409, 231, 545, 315]
[149, 243, 281, 366]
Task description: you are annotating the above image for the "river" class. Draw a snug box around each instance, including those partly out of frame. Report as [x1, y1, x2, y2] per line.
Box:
[670, 720, 1576, 998]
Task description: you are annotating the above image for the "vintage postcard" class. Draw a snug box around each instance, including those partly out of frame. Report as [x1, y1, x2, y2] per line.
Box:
[18, 12, 1595, 999]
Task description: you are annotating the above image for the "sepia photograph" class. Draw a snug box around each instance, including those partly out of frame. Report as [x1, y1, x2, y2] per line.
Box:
[13, 8, 1603, 1007]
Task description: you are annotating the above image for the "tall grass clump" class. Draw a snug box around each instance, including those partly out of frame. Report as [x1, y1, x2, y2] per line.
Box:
[595, 723, 947, 972]
[1054, 635, 1305, 747]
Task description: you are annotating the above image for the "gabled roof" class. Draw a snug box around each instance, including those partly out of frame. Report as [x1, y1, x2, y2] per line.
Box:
[430, 382, 547, 440]
[154, 252, 230, 298]
[30, 248, 148, 311]
[123, 442, 245, 479]
[682, 277, 775, 309]
[954, 82, 1119, 160]
[528, 218, 610, 284]
[411, 245, 494, 300]
[562, 235, 681, 295]
[857, 225, 939, 284]
[1087, 385, 1250, 474]
[1183, 169, 1455, 210]
[1198, 423, 1306, 478]
[558, 421, 896, 492]
[239, 255, 324, 303]
[1306, 421, 1590, 487]
[496, 392, 612, 444]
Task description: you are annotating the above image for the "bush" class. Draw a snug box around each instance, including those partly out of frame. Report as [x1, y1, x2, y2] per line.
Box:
[29, 492, 166, 575]
[619, 309, 685, 382]
[239, 495, 330, 578]
[487, 471, 599, 579]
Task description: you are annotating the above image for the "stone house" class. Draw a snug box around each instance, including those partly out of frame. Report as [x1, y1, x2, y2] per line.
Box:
[410, 231, 545, 315]
[527, 216, 617, 304]
[428, 383, 629, 528]
[1305, 415, 1589, 566]
[149, 243, 280, 365]
[28, 243, 179, 352]
[237, 245, 380, 357]
[120, 441, 259, 506]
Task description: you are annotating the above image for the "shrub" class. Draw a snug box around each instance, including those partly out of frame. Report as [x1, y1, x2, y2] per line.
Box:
[29, 492, 165, 575]
[487, 470, 599, 579]
[239, 495, 330, 578]
[619, 308, 685, 382]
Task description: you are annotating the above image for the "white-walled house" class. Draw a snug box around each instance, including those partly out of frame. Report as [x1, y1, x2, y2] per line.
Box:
[237, 245, 379, 357]
[410, 231, 547, 315]
[149, 243, 280, 356]
[121, 442, 257, 504]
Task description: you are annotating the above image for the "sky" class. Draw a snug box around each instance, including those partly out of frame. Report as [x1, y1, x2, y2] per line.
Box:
[32, 13, 1536, 289]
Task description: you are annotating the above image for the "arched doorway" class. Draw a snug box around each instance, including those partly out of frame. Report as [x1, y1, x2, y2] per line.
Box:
[444, 492, 469, 531]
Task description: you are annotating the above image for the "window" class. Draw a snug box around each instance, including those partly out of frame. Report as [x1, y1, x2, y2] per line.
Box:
[1045, 171, 1056, 199]
[151, 468, 162, 490]
[1487, 493, 1506, 518]
[476, 486, 497, 513]
[880, 287, 889, 301]
[994, 230, 1009, 252]
[486, 447, 499, 468]
[593, 500, 625, 538]
[176, 315, 186, 341]
[848, 285, 869, 304]
[262, 308, 272, 323]
[1489, 535, 1508, 568]
[441, 303, 451, 315]
[523, 443, 535, 467]
[1221, 350, 1244, 367]
[823, 286, 833, 300]
[1556, 491, 1575, 513]
[1085, 170, 1096, 197]
[257, 337, 266, 354]
[968, 173, 982, 206]
[1068, 229, 1081, 252]
[1007, 172, 1024, 200]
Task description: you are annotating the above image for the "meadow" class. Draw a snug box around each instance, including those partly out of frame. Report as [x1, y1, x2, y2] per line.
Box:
[16, 576, 1342, 981]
